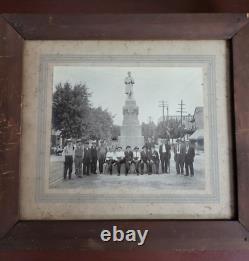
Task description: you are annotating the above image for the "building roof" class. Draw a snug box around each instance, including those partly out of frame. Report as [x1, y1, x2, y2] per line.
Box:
[189, 129, 204, 140]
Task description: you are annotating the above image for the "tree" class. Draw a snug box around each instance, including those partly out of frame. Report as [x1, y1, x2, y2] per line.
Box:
[52, 82, 115, 141]
[86, 106, 114, 141]
[52, 82, 91, 139]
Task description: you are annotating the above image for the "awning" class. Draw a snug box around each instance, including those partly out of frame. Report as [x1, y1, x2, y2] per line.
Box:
[189, 129, 204, 140]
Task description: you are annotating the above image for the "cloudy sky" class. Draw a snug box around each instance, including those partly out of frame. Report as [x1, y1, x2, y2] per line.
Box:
[53, 66, 204, 125]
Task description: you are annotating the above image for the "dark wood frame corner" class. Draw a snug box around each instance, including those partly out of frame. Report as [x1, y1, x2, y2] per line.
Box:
[1, 13, 249, 260]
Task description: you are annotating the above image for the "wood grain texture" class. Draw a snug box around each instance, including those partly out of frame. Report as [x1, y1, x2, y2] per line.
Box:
[2, 13, 249, 40]
[1, 11, 249, 260]
[0, 0, 249, 13]
[0, 221, 249, 251]
[2, 250, 249, 261]
[0, 17, 23, 238]
[233, 23, 249, 231]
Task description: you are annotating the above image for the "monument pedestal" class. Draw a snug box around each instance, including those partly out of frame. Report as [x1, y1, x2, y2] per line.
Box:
[118, 98, 144, 149]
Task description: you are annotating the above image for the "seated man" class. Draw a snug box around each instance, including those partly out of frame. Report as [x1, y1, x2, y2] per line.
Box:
[124, 146, 133, 175]
[132, 146, 141, 175]
[140, 146, 149, 175]
[151, 146, 159, 174]
[115, 146, 125, 175]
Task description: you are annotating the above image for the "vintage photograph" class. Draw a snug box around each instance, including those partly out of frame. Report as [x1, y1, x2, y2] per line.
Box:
[49, 66, 204, 190]
[20, 41, 233, 219]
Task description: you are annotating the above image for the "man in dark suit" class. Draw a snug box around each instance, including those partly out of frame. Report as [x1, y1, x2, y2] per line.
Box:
[83, 142, 91, 175]
[159, 139, 171, 173]
[150, 146, 159, 174]
[90, 141, 98, 174]
[174, 139, 186, 174]
[124, 145, 133, 175]
[140, 146, 149, 175]
[97, 140, 107, 174]
[185, 140, 195, 176]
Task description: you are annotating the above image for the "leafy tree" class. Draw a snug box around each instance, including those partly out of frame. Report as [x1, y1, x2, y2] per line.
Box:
[52, 82, 115, 141]
[86, 107, 114, 141]
[52, 82, 91, 139]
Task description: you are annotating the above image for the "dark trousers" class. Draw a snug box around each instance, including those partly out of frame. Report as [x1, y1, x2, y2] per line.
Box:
[140, 161, 148, 174]
[91, 158, 97, 174]
[83, 161, 91, 175]
[175, 156, 184, 174]
[161, 153, 169, 173]
[125, 161, 132, 175]
[152, 160, 159, 174]
[107, 160, 115, 174]
[132, 160, 140, 174]
[64, 156, 73, 179]
[98, 156, 106, 173]
[185, 161, 194, 176]
[116, 159, 125, 174]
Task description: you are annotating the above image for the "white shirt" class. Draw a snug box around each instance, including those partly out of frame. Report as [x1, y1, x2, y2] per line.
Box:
[133, 151, 141, 160]
[106, 151, 114, 160]
[116, 151, 125, 159]
[62, 145, 74, 156]
[176, 143, 181, 154]
[162, 144, 166, 153]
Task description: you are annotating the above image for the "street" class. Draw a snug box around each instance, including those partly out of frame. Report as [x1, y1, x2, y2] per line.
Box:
[49, 151, 205, 190]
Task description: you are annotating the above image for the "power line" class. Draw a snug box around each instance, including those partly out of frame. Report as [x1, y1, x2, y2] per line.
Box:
[176, 99, 187, 127]
[158, 100, 168, 123]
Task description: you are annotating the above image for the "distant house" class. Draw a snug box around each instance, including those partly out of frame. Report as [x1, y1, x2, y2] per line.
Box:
[189, 107, 204, 151]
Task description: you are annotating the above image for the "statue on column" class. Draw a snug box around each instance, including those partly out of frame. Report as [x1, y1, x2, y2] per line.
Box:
[124, 71, 135, 99]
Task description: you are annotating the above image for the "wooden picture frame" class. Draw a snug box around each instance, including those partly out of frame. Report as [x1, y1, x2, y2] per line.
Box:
[1, 12, 249, 260]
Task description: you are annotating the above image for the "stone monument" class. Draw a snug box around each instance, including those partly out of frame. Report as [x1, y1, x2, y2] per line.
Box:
[118, 72, 144, 149]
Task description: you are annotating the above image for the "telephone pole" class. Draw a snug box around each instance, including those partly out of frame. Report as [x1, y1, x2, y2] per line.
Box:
[176, 99, 187, 127]
[159, 100, 168, 123]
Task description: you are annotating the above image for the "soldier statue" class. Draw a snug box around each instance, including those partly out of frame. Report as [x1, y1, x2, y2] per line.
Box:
[124, 71, 135, 99]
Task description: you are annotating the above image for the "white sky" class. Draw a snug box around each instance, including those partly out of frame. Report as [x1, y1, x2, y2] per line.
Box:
[53, 66, 204, 125]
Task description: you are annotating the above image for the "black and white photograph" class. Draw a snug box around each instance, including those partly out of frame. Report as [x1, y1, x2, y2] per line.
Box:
[20, 41, 233, 219]
[50, 66, 204, 190]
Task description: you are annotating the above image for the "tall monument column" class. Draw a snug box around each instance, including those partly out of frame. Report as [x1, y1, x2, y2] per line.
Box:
[118, 72, 144, 149]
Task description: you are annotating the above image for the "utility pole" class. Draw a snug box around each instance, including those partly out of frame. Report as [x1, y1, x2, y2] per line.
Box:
[176, 99, 187, 127]
[159, 100, 168, 123]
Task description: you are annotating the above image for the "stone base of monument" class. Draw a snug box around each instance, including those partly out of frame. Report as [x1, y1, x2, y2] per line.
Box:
[118, 135, 144, 150]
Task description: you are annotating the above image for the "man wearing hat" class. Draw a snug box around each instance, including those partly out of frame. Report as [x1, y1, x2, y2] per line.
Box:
[124, 145, 133, 175]
[83, 142, 92, 175]
[159, 139, 171, 173]
[74, 139, 84, 178]
[133, 146, 141, 175]
[174, 139, 186, 174]
[185, 140, 195, 176]
[62, 139, 74, 180]
[97, 140, 107, 174]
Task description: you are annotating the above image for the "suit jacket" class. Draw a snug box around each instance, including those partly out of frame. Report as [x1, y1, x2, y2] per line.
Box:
[185, 146, 195, 163]
[151, 150, 159, 162]
[159, 144, 171, 157]
[91, 146, 98, 160]
[125, 151, 133, 162]
[174, 143, 186, 162]
[141, 151, 148, 162]
[83, 148, 92, 163]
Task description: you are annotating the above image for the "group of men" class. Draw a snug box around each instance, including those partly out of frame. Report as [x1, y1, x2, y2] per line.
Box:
[62, 137, 195, 180]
